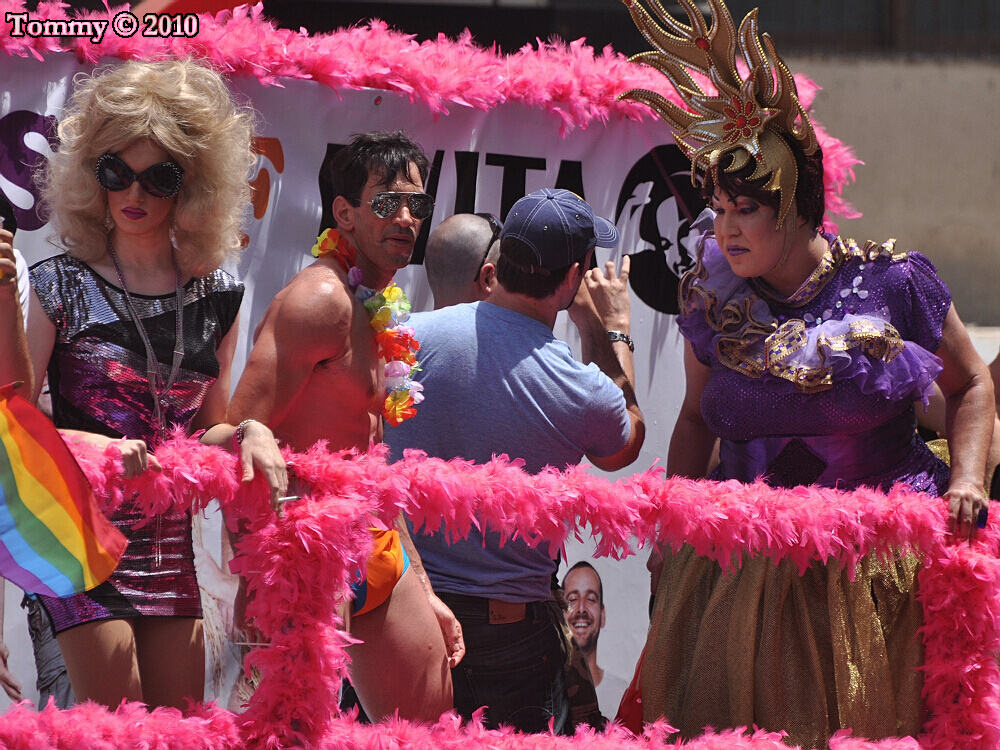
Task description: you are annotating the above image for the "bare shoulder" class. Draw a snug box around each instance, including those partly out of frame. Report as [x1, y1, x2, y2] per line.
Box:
[269, 262, 354, 330]
[284, 262, 354, 313]
[252, 261, 358, 365]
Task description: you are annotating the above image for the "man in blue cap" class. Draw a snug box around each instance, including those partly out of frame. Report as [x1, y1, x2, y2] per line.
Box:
[385, 188, 645, 733]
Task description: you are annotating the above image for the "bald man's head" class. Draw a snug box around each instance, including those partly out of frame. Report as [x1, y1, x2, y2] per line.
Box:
[425, 213, 501, 309]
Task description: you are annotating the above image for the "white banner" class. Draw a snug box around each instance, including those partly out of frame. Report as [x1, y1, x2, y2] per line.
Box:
[0, 53, 706, 712]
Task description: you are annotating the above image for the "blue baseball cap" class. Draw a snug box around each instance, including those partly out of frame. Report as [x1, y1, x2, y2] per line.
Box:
[500, 189, 619, 272]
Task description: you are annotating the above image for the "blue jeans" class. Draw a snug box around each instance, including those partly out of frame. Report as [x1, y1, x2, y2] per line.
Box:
[440, 593, 570, 735]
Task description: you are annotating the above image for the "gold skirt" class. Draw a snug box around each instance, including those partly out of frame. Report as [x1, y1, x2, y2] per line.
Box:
[640, 546, 924, 749]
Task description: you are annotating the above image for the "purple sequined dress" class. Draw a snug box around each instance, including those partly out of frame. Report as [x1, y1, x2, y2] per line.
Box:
[640, 234, 952, 747]
[680, 233, 951, 494]
[29, 255, 243, 631]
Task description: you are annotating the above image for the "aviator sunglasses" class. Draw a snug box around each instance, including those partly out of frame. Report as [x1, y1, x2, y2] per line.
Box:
[356, 191, 435, 221]
[95, 153, 185, 199]
[472, 213, 502, 281]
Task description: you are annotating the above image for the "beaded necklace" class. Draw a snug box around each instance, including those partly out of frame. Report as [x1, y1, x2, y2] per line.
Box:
[106, 235, 184, 442]
[312, 228, 422, 425]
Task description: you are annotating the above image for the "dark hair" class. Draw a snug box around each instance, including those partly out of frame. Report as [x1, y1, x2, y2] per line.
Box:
[564, 561, 603, 606]
[497, 237, 575, 299]
[702, 139, 825, 230]
[327, 131, 430, 203]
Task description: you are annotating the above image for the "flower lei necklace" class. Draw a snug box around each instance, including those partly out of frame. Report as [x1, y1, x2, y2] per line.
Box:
[312, 228, 422, 426]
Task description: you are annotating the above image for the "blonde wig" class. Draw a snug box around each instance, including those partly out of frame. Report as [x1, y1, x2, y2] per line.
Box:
[39, 59, 256, 277]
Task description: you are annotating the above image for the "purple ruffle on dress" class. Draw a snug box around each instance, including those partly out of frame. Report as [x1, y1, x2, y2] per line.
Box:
[807, 314, 940, 403]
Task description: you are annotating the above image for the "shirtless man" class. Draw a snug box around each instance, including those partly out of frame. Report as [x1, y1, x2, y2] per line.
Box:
[216, 131, 461, 722]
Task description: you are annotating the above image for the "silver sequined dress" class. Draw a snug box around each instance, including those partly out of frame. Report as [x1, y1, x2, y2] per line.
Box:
[29, 254, 243, 631]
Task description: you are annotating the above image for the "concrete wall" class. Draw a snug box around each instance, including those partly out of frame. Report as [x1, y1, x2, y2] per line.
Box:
[785, 57, 1000, 326]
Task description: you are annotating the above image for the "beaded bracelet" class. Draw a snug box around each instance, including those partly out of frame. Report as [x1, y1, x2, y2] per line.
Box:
[234, 418, 258, 448]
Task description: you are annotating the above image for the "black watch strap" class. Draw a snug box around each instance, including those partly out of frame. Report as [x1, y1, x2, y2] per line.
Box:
[606, 330, 634, 352]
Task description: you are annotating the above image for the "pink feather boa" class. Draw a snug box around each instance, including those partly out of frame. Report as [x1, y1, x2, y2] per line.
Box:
[2, 437, 995, 750]
[0, 1, 861, 224]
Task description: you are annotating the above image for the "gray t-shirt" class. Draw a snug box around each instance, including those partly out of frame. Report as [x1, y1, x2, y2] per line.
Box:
[385, 301, 629, 601]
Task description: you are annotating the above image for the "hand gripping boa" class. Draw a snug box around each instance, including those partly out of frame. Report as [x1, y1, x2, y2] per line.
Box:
[1, 436, 995, 750]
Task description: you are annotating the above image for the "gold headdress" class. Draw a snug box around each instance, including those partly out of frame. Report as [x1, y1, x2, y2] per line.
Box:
[620, 0, 818, 228]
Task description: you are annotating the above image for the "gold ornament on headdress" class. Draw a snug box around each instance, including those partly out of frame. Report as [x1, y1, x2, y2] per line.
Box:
[619, 0, 818, 228]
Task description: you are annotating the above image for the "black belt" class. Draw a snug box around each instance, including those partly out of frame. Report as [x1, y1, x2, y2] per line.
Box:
[439, 592, 551, 625]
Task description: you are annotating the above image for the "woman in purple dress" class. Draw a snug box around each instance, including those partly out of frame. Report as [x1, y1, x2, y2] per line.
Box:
[27, 59, 282, 710]
[620, 0, 994, 746]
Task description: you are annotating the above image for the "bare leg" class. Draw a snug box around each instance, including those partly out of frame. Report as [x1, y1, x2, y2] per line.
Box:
[348, 567, 452, 722]
[135, 617, 205, 709]
[56, 619, 142, 708]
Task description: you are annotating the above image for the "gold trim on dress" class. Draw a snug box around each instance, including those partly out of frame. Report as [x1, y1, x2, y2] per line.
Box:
[750, 236, 901, 308]
[682, 235, 907, 392]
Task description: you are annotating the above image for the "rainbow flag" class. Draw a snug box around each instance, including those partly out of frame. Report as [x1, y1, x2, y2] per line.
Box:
[0, 383, 126, 597]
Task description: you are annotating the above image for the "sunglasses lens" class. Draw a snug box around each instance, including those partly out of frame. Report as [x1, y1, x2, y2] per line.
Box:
[141, 163, 183, 198]
[96, 156, 132, 192]
[96, 155, 182, 198]
[370, 192, 434, 220]
[370, 193, 402, 219]
[408, 193, 434, 220]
